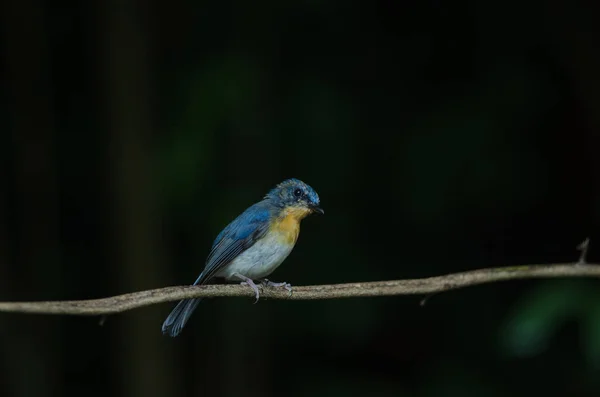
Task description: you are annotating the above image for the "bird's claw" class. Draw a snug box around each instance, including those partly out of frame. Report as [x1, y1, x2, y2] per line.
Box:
[233, 272, 261, 303]
[236, 273, 293, 302]
[241, 280, 260, 303]
[261, 279, 293, 295]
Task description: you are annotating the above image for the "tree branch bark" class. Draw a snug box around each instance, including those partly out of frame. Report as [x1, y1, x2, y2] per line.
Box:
[0, 263, 599, 316]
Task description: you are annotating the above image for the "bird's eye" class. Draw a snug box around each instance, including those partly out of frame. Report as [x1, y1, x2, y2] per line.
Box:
[293, 188, 303, 198]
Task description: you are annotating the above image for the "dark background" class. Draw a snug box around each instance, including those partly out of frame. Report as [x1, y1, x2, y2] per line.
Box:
[1, 1, 600, 396]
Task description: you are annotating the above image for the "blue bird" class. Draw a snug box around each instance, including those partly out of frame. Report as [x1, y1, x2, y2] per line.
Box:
[162, 178, 323, 337]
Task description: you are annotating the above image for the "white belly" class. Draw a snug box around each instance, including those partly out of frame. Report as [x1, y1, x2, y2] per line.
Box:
[215, 232, 296, 281]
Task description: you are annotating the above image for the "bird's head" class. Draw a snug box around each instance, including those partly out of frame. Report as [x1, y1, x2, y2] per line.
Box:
[265, 178, 324, 217]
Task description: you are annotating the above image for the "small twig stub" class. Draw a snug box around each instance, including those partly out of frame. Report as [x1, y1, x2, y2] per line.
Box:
[577, 237, 590, 265]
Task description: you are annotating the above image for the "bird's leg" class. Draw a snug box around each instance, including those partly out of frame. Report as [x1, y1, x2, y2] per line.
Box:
[232, 273, 260, 303]
[260, 278, 293, 294]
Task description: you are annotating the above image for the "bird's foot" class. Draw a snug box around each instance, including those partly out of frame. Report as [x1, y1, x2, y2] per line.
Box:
[261, 279, 293, 295]
[233, 273, 260, 303]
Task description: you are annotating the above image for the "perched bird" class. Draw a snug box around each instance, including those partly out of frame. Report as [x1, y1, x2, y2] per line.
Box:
[162, 178, 323, 337]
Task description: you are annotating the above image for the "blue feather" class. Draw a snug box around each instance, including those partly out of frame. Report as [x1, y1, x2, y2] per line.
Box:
[212, 203, 271, 247]
[197, 201, 272, 284]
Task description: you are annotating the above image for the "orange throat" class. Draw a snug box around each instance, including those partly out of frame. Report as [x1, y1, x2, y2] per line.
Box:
[272, 206, 312, 245]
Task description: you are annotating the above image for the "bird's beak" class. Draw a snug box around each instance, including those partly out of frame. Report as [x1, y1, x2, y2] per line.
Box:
[311, 205, 324, 215]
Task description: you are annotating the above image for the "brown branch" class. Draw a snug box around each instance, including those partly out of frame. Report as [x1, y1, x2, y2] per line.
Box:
[0, 263, 599, 316]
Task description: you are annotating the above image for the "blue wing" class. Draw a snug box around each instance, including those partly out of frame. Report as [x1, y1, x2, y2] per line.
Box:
[161, 201, 272, 337]
[193, 201, 272, 285]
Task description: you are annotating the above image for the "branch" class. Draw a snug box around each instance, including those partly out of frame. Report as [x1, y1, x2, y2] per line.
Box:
[0, 263, 599, 316]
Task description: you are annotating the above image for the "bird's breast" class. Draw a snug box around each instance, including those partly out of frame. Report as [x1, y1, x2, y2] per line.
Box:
[216, 207, 308, 281]
[218, 227, 297, 280]
[270, 207, 309, 245]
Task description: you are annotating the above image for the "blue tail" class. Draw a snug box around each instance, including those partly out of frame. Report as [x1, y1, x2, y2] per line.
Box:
[161, 298, 202, 337]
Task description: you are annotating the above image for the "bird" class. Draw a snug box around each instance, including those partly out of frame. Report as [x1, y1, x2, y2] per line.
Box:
[162, 178, 323, 337]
